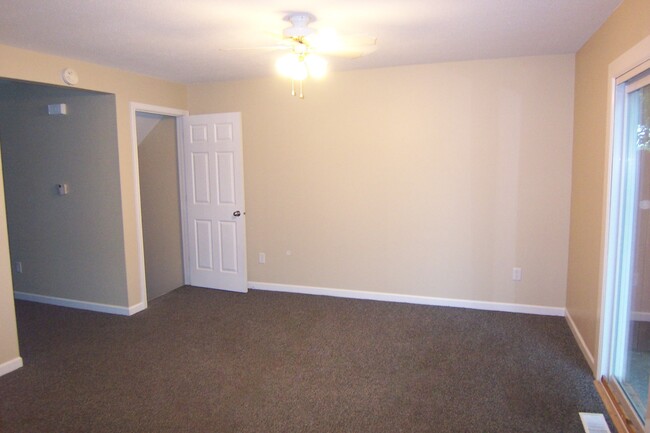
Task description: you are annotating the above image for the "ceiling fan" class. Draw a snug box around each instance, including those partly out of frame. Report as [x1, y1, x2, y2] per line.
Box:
[275, 13, 377, 58]
[224, 12, 377, 98]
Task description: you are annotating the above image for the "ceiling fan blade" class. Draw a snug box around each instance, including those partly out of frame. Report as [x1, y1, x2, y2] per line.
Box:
[219, 45, 289, 52]
[314, 44, 378, 58]
[220, 33, 298, 53]
[304, 30, 377, 58]
[335, 34, 378, 47]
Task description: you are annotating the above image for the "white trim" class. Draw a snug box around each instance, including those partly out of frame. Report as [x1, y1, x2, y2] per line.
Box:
[612, 39, 650, 86]
[129, 103, 189, 307]
[625, 69, 650, 93]
[14, 291, 140, 316]
[616, 58, 650, 85]
[631, 311, 650, 322]
[127, 302, 147, 315]
[566, 309, 596, 374]
[177, 116, 191, 285]
[0, 357, 23, 377]
[249, 282, 566, 317]
[130, 103, 187, 118]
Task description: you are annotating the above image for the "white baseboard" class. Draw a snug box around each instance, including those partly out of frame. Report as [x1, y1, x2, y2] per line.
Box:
[566, 309, 596, 374]
[249, 282, 566, 317]
[14, 291, 142, 316]
[631, 311, 650, 322]
[0, 356, 23, 377]
[127, 302, 147, 315]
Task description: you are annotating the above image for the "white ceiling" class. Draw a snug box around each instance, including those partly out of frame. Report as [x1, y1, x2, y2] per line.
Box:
[0, 0, 622, 84]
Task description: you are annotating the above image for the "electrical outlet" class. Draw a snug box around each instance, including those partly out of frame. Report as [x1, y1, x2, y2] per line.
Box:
[258, 252, 266, 264]
[512, 267, 522, 281]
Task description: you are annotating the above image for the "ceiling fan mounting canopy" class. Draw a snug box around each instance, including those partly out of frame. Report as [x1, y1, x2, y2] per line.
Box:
[283, 12, 316, 39]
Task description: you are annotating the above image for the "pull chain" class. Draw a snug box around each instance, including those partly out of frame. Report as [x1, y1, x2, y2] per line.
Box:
[289, 80, 305, 99]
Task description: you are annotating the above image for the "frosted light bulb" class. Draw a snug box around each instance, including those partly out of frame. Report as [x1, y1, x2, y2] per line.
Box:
[306, 55, 327, 79]
[276, 54, 308, 80]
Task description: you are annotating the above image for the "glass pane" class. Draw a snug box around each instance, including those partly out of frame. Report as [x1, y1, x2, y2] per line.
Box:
[616, 81, 650, 420]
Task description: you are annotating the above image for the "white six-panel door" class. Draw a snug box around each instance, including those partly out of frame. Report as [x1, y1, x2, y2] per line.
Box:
[182, 113, 247, 292]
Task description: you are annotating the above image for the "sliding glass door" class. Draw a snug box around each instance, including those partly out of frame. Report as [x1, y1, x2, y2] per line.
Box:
[605, 63, 650, 431]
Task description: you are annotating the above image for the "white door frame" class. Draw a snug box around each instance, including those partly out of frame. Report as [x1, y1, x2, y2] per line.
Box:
[129, 103, 189, 310]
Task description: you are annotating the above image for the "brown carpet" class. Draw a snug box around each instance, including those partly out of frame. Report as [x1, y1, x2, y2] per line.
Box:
[0, 286, 611, 432]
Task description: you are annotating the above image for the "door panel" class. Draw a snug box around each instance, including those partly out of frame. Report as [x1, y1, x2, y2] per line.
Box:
[191, 153, 210, 203]
[183, 113, 247, 292]
[218, 221, 238, 272]
[216, 152, 236, 204]
[195, 219, 214, 270]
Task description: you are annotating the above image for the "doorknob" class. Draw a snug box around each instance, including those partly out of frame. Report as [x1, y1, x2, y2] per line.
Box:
[233, 211, 242, 217]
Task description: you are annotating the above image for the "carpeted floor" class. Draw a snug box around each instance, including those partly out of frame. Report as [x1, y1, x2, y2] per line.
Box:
[0, 286, 611, 432]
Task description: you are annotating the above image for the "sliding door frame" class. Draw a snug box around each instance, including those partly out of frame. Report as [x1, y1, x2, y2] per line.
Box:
[599, 35, 650, 433]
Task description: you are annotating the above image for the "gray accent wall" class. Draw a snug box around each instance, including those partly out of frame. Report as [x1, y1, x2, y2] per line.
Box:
[0, 81, 128, 305]
[136, 113, 183, 300]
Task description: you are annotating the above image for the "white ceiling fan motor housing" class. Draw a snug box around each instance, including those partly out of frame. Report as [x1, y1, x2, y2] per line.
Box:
[283, 13, 316, 38]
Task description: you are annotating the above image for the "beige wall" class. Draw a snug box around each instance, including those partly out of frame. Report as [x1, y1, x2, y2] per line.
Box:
[566, 0, 650, 370]
[189, 55, 575, 307]
[0, 24, 614, 374]
[0, 44, 186, 369]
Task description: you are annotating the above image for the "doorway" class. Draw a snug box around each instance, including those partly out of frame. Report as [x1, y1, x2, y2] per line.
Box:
[131, 106, 249, 305]
[135, 112, 184, 301]
[131, 104, 188, 304]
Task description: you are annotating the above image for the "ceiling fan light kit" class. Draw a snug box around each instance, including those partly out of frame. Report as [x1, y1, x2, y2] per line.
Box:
[275, 52, 327, 99]
[222, 12, 376, 99]
[272, 12, 376, 99]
